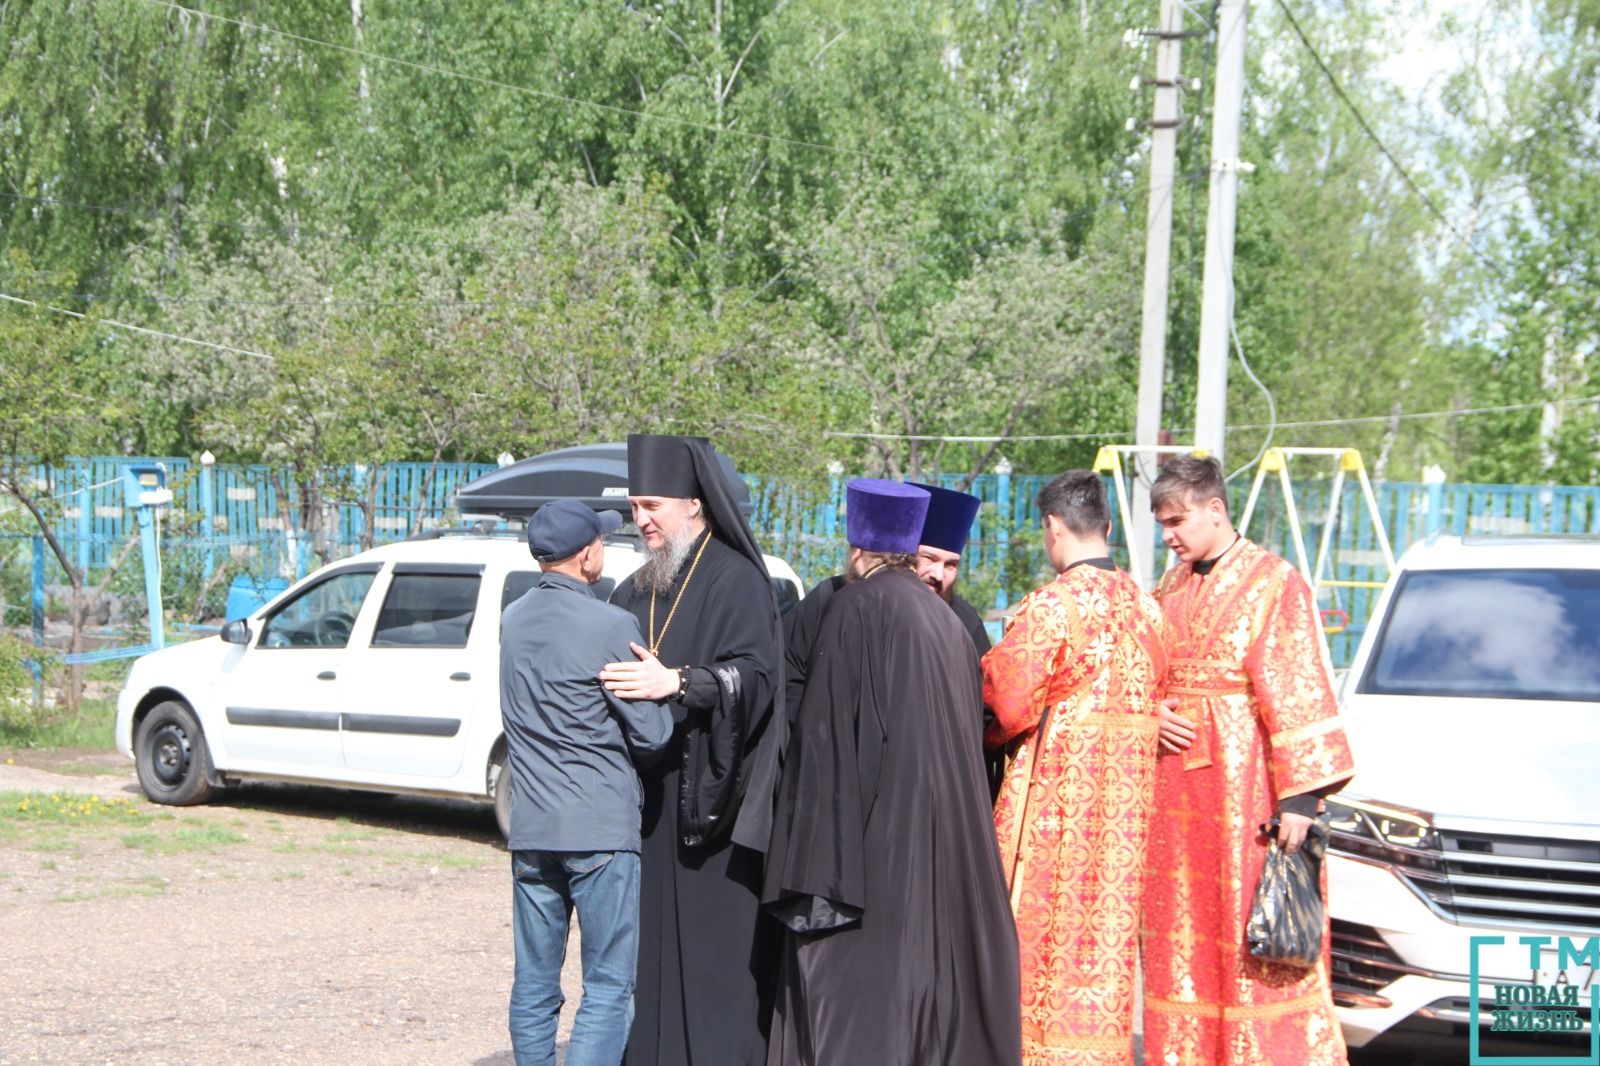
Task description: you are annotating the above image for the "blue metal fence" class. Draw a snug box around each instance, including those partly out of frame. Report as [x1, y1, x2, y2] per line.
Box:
[6, 456, 1600, 668]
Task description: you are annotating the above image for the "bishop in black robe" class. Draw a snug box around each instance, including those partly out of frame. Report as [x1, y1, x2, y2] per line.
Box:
[762, 480, 1021, 1066]
[605, 434, 784, 1066]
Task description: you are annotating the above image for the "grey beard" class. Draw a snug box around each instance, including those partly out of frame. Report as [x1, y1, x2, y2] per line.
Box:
[636, 525, 701, 594]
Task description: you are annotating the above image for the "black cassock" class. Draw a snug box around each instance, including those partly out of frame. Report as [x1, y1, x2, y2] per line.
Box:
[784, 576, 990, 712]
[613, 533, 780, 1066]
[786, 576, 1005, 800]
[951, 591, 993, 655]
[763, 566, 1022, 1066]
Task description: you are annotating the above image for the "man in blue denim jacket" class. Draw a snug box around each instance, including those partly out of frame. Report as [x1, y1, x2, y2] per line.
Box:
[501, 499, 672, 1066]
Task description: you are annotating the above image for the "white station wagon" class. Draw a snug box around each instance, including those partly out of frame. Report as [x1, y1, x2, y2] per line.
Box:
[116, 525, 803, 838]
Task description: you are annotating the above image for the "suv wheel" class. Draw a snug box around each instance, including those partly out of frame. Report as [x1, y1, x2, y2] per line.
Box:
[490, 747, 511, 841]
[135, 700, 218, 806]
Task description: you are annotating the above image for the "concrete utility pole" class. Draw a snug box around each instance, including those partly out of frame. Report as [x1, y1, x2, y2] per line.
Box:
[1132, 0, 1186, 589]
[1194, 0, 1249, 462]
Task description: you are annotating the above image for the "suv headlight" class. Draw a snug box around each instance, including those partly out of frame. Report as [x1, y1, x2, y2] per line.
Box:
[1327, 796, 1454, 913]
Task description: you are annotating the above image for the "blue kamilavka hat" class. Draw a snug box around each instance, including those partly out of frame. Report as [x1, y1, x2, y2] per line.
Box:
[909, 482, 982, 554]
[846, 480, 931, 554]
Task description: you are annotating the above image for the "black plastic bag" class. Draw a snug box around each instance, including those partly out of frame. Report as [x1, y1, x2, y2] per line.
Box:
[1247, 813, 1330, 969]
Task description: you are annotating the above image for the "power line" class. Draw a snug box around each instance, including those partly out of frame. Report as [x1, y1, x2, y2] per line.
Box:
[0, 291, 274, 362]
[137, 0, 906, 169]
[823, 430, 1132, 443]
[1216, 394, 1600, 432]
[1271, 0, 1506, 278]
[3, 189, 1119, 268]
[831, 395, 1600, 447]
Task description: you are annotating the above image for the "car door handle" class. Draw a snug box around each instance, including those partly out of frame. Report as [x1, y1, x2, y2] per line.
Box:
[449, 672, 471, 682]
[317, 670, 337, 681]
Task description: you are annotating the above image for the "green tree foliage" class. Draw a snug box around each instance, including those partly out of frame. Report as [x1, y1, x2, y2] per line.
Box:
[0, 0, 1595, 485]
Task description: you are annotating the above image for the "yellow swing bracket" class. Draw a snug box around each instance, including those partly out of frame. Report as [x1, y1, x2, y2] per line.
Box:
[1236, 447, 1396, 638]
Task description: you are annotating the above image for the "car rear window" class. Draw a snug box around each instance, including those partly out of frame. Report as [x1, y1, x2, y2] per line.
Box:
[372, 573, 482, 647]
[1359, 568, 1600, 701]
[501, 571, 539, 612]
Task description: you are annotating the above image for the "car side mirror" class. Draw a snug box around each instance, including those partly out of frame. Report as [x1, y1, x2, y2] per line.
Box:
[221, 619, 253, 645]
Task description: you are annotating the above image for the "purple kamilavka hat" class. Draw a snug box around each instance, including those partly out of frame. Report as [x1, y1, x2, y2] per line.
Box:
[846, 479, 931, 554]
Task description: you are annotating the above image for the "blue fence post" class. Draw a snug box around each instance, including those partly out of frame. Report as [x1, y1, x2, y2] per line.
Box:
[994, 458, 1013, 612]
[824, 461, 842, 540]
[200, 451, 217, 581]
[352, 463, 368, 552]
[1423, 465, 1446, 539]
[75, 462, 91, 577]
[31, 535, 45, 644]
[121, 466, 167, 650]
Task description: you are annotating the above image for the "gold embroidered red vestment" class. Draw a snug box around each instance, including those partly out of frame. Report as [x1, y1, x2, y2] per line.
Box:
[986, 564, 1171, 1066]
[1142, 538, 1356, 1066]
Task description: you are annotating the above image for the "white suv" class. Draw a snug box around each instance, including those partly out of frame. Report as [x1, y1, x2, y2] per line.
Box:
[1330, 535, 1599, 1059]
[115, 531, 803, 837]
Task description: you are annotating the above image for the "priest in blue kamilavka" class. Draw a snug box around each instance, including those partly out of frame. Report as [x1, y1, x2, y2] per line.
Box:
[762, 479, 1022, 1066]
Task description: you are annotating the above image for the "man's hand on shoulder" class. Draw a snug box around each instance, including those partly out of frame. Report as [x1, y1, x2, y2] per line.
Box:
[1158, 697, 1196, 754]
[601, 642, 680, 701]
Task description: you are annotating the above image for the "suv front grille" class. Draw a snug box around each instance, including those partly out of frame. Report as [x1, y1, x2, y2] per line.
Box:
[1418, 996, 1595, 1039]
[1426, 831, 1600, 927]
[1331, 919, 1429, 1001]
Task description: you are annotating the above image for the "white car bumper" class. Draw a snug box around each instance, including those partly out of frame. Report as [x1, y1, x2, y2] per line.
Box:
[1331, 852, 1597, 1049]
[115, 683, 139, 761]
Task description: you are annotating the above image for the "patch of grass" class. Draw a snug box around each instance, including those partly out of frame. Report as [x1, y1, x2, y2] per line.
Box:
[177, 824, 245, 847]
[433, 852, 487, 870]
[38, 858, 56, 871]
[0, 695, 119, 750]
[53, 880, 164, 904]
[325, 827, 379, 844]
[272, 869, 305, 882]
[121, 822, 245, 854]
[398, 849, 489, 870]
[326, 817, 384, 843]
[30, 833, 82, 855]
[1, 790, 151, 830]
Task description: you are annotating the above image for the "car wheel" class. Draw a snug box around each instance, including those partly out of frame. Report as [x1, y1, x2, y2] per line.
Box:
[134, 700, 218, 806]
[490, 747, 512, 841]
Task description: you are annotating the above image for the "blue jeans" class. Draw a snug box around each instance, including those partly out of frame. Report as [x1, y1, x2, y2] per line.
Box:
[510, 849, 639, 1066]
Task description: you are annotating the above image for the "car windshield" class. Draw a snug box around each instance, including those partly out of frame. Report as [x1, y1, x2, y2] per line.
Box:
[1360, 568, 1600, 701]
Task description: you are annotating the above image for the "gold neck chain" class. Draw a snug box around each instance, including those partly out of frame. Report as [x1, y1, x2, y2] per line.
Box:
[858, 561, 890, 582]
[648, 530, 712, 657]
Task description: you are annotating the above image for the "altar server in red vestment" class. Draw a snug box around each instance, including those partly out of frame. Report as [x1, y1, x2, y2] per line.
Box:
[1142, 455, 1355, 1066]
[984, 470, 1170, 1066]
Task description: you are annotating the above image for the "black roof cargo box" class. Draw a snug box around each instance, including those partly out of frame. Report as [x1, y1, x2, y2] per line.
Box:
[455, 442, 753, 519]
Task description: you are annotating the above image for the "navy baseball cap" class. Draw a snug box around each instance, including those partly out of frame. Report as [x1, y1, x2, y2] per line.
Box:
[527, 498, 623, 562]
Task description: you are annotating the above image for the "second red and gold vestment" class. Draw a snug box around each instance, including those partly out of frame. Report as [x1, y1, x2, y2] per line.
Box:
[986, 563, 1170, 1066]
[1142, 538, 1356, 1066]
